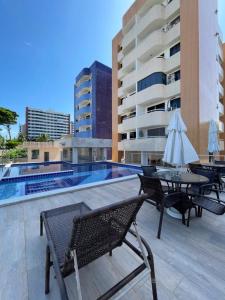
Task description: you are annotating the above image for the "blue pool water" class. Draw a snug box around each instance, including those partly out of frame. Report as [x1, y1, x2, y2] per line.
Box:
[0, 162, 141, 201]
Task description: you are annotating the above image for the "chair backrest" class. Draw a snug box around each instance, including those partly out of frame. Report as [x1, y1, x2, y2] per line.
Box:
[138, 174, 164, 204]
[141, 165, 157, 177]
[189, 163, 202, 173]
[191, 167, 216, 184]
[68, 195, 146, 269]
[214, 160, 225, 165]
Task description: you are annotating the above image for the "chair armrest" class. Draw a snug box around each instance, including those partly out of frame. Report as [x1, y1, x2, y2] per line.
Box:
[199, 183, 219, 194]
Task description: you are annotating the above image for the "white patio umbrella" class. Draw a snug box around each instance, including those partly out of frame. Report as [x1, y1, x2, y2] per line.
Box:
[208, 119, 220, 154]
[163, 110, 199, 167]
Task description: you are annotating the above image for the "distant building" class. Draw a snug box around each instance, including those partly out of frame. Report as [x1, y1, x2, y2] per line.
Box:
[70, 121, 74, 135]
[74, 61, 112, 139]
[19, 124, 26, 135]
[25, 107, 70, 140]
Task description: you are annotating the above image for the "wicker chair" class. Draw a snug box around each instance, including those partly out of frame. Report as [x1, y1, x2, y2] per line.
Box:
[187, 167, 220, 199]
[192, 195, 225, 218]
[40, 196, 158, 300]
[141, 165, 172, 193]
[138, 174, 192, 238]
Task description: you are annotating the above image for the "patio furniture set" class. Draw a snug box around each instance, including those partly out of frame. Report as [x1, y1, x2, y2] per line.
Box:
[39, 161, 225, 300]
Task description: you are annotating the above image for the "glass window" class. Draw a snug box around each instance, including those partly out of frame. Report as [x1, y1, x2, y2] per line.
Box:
[147, 127, 166, 137]
[170, 98, 181, 110]
[170, 43, 180, 57]
[31, 149, 39, 159]
[130, 131, 136, 139]
[121, 133, 127, 140]
[137, 72, 167, 92]
[147, 103, 165, 113]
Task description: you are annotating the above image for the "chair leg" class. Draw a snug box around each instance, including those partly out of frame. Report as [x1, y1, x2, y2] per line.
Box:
[187, 208, 191, 227]
[148, 256, 158, 300]
[45, 245, 51, 294]
[182, 213, 185, 225]
[109, 250, 112, 256]
[157, 208, 164, 239]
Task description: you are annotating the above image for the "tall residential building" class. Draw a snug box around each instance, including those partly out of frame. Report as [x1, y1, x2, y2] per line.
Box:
[112, 0, 224, 164]
[74, 61, 112, 139]
[26, 107, 70, 140]
[70, 121, 75, 135]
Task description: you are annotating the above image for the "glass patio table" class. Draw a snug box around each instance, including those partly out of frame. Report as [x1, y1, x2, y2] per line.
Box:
[152, 170, 209, 219]
[152, 170, 209, 187]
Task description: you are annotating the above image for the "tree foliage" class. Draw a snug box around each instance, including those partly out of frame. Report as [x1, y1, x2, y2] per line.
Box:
[36, 134, 49, 142]
[0, 107, 19, 140]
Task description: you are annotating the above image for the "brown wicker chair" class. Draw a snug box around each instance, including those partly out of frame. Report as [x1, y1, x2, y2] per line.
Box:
[138, 174, 192, 238]
[40, 196, 158, 300]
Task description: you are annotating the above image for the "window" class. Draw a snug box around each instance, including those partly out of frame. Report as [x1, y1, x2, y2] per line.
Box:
[170, 43, 180, 57]
[167, 70, 180, 84]
[170, 97, 181, 110]
[31, 149, 39, 159]
[147, 127, 166, 137]
[147, 103, 165, 113]
[121, 133, 127, 140]
[130, 131, 136, 139]
[137, 72, 167, 92]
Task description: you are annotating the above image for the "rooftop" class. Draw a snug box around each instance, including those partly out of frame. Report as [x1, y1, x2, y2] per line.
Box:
[1, 178, 225, 300]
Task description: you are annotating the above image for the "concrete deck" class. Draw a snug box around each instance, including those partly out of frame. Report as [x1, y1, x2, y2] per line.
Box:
[0, 178, 225, 300]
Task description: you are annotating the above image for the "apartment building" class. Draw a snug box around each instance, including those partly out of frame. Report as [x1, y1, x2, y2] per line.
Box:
[74, 61, 112, 139]
[26, 107, 70, 140]
[112, 0, 224, 164]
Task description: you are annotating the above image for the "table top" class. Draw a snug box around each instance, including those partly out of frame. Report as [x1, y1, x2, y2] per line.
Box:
[200, 163, 225, 169]
[152, 171, 209, 185]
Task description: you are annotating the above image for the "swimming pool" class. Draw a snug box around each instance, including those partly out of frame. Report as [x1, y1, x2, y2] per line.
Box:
[0, 162, 141, 201]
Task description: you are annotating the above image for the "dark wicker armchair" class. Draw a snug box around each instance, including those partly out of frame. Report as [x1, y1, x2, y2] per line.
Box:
[138, 174, 192, 238]
[140, 165, 172, 194]
[187, 167, 219, 199]
[40, 196, 158, 300]
[192, 195, 225, 218]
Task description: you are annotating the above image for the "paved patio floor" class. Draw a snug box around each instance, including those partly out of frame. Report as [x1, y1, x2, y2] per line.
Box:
[0, 178, 225, 300]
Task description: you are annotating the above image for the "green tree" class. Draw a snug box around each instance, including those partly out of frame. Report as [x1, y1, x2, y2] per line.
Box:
[17, 132, 26, 142]
[5, 139, 20, 149]
[0, 135, 5, 149]
[36, 134, 49, 142]
[0, 107, 18, 140]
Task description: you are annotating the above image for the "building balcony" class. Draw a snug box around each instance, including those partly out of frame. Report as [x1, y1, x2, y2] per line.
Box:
[219, 121, 224, 133]
[76, 80, 91, 93]
[122, 70, 136, 91]
[164, 22, 180, 47]
[76, 130, 92, 138]
[118, 50, 124, 62]
[136, 84, 165, 106]
[218, 42, 224, 61]
[218, 102, 224, 116]
[76, 94, 91, 105]
[118, 68, 124, 80]
[118, 116, 136, 133]
[77, 118, 91, 127]
[165, 79, 181, 98]
[122, 24, 136, 49]
[118, 110, 172, 133]
[137, 29, 164, 61]
[218, 62, 224, 83]
[137, 4, 165, 38]
[136, 53, 180, 83]
[165, 0, 180, 20]
[118, 93, 136, 115]
[122, 48, 136, 70]
[219, 82, 224, 99]
[75, 105, 91, 116]
[118, 136, 167, 152]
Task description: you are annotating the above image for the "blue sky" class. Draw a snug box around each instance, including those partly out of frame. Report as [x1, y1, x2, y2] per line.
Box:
[0, 0, 224, 138]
